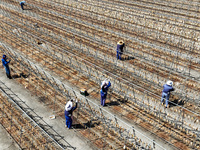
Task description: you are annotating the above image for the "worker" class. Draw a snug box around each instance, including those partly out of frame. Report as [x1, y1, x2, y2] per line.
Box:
[100, 79, 111, 106]
[64, 99, 78, 129]
[161, 80, 174, 108]
[116, 40, 125, 60]
[1, 55, 11, 79]
[20, 1, 26, 10]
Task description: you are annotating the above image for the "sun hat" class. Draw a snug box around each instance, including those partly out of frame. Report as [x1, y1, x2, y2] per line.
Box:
[117, 40, 124, 45]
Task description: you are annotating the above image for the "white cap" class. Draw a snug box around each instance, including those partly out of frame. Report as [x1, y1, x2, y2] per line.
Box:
[65, 101, 73, 111]
[105, 78, 110, 84]
[166, 80, 173, 86]
[101, 79, 107, 88]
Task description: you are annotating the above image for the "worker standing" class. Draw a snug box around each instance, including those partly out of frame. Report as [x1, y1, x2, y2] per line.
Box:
[64, 99, 78, 129]
[2, 55, 11, 79]
[100, 79, 111, 106]
[20, 1, 26, 10]
[116, 40, 125, 60]
[161, 81, 174, 108]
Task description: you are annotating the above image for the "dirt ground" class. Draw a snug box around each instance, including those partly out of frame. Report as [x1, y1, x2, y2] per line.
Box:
[0, 124, 20, 150]
[0, 69, 93, 150]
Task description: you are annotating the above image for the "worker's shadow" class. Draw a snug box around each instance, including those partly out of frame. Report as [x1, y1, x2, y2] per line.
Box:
[73, 121, 99, 129]
[106, 100, 120, 107]
[72, 124, 85, 129]
[169, 99, 184, 108]
[12, 74, 21, 79]
[123, 56, 135, 61]
[23, 8, 32, 10]
[12, 73, 29, 79]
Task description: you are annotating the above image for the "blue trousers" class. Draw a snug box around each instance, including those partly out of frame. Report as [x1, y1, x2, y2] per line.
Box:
[101, 93, 107, 106]
[65, 115, 72, 128]
[4, 66, 10, 74]
[161, 92, 170, 107]
[4, 66, 11, 78]
[117, 51, 122, 60]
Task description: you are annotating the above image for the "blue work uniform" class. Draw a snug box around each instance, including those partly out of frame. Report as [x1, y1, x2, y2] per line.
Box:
[20, 1, 25, 10]
[161, 84, 174, 107]
[100, 81, 111, 106]
[2, 58, 11, 78]
[64, 102, 77, 128]
[116, 43, 124, 60]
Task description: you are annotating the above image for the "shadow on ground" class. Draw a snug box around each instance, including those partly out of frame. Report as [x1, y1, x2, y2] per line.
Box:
[73, 121, 100, 129]
[123, 56, 135, 60]
[23, 8, 32, 10]
[106, 100, 120, 107]
[12, 73, 29, 79]
[169, 99, 184, 108]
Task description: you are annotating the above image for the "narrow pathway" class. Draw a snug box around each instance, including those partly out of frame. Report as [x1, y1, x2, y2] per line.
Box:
[0, 69, 94, 150]
[0, 124, 20, 150]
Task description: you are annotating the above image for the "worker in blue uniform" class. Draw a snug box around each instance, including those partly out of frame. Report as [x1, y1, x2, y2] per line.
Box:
[161, 80, 174, 108]
[2, 55, 11, 79]
[64, 99, 78, 129]
[20, 1, 26, 10]
[116, 40, 125, 60]
[100, 79, 111, 106]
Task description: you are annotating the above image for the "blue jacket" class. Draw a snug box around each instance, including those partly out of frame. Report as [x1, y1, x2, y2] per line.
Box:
[2, 58, 10, 67]
[162, 84, 174, 94]
[2, 58, 10, 74]
[116, 44, 124, 53]
[65, 102, 77, 117]
[100, 81, 111, 95]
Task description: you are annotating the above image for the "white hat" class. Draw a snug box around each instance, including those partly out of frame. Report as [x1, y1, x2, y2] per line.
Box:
[101, 80, 107, 88]
[166, 80, 173, 86]
[117, 40, 124, 45]
[65, 101, 73, 111]
[101, 78, 110, 88]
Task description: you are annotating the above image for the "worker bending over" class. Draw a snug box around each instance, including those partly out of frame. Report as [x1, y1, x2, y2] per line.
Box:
[2, 55, 11, 79]
[20, 1, 26, 10]
[161, 80, 174, 108]
[64, 99, 78, 129]
[100, 79, 111, 106]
